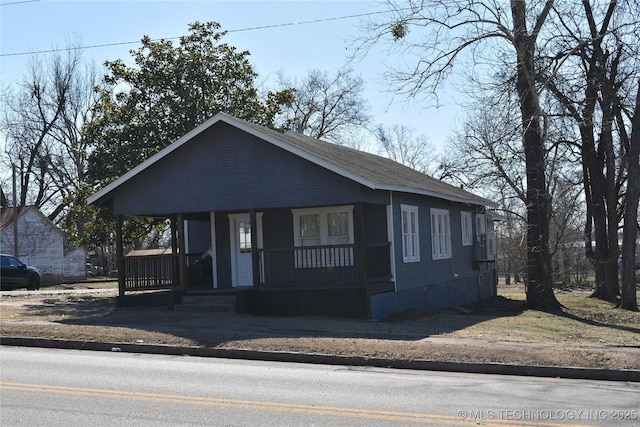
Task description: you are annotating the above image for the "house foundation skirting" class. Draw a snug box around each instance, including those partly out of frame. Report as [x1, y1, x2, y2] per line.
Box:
[249, 287, 368, 319]
[369, 271, 497, 320]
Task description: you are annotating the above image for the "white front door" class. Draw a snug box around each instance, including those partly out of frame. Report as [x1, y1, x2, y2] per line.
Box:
[234, 216, 253, 285]
[229, 213, 263, 287]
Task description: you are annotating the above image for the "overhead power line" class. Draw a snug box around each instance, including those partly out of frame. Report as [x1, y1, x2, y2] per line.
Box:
[0, 0, 40, 6]
[1, 9, 395, 58]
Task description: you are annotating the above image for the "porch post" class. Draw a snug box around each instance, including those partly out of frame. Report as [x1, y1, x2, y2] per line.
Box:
[355, 202, 371, 319]
[355, 203, 366, 287]
[176, 214, 186, 289]
[115, 214, 125, 297]
[170, 216, 178, 286]
[250, 209, 260, 288]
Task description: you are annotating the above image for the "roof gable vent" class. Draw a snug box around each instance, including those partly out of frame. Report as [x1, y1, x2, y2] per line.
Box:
[223, 149, 235, 168]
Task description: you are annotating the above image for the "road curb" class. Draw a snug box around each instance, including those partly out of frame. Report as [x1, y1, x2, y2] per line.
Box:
[2, 336, 638, 382]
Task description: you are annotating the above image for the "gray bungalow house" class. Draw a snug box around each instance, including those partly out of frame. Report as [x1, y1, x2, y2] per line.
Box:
[88, 112, 497, 319]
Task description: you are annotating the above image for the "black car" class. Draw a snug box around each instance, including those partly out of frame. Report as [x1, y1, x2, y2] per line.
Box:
[0, 254, 41, 290]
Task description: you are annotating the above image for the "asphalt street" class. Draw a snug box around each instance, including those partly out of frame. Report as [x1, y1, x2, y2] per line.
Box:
[2, 347, 639, 426]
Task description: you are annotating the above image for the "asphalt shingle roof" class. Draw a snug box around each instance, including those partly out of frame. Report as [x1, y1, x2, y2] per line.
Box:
[234, 115, 492, 206]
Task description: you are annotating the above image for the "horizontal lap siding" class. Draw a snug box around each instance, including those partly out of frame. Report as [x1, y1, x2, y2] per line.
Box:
[186, 220, 211, 254]
[112, 123, 363, 216]
[262, 209, 294, 248]
[392, 193, 478, 293]
[362, 203, 389, 244]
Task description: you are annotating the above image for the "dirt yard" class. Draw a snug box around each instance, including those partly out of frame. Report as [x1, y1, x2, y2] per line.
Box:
[1, 285, 639, 370]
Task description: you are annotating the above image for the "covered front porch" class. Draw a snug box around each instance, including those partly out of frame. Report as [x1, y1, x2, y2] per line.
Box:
[113, 203, 394, 317]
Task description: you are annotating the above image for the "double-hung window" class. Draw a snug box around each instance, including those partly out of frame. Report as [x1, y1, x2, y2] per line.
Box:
[401, 205, 420, 262]
[431, 208, 451, 260]
[292, 206, 354, 267]
[461, 212, 473, 246]
[299, 214, 321, 247]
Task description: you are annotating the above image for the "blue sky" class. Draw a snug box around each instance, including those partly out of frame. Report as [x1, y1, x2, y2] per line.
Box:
[1, 0, 459, 152]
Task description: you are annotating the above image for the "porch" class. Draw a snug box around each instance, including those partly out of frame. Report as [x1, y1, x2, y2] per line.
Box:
[118, 242, 393, 293]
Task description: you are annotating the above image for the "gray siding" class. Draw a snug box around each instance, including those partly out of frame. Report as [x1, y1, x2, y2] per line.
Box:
[262, 209, 294, 248]
[185, 220, 211, 254]
[391, 192, 484, 293]
[370, 270, 496, 320]
[112, 123, 368, 216]
[362, 203, 388, 244]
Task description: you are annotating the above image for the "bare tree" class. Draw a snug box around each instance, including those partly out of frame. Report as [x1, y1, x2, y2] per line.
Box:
[540, 1, 639, 306]
[0, 40, 100, 224]
[277, 68, 371, 143]
[374, 123, 438, 174]
[444, 90, 583, 289]
[620, 82, 640, 311]
[358, 0, 563, 309]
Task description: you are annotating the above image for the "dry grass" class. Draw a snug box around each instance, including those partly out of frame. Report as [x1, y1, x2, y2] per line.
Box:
[446, 287, 640, 348]
[1, 284, 639, 370]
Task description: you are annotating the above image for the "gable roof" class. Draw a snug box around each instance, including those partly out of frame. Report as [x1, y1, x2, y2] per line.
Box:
[88, 112, 493, 207]
[0, 206, 30, 231]
[0, 205, 66, 237]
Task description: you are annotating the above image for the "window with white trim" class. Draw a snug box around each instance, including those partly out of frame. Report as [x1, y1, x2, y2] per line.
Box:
[401, 205, 420, 262]
[461, 212, 473, 246]
[431, 208, 451, 260]
[292, 206, 354, 267]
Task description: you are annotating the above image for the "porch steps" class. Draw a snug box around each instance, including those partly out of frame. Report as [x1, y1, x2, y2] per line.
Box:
[175, 294, 236, 313]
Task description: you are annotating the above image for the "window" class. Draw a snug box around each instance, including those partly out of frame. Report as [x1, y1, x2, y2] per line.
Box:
[292, 206, 354, 267]
[461, 212, 473, 246]
[401, 205, 420, 262]
[299, 214, 321, 246]
[237, 220, 252, 253]
[431, 208, 451, 260]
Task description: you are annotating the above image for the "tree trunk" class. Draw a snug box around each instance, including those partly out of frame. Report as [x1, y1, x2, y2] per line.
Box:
[511, 1, 562, 310]
[584, 15, 623, 302]
[579, 99, 619, 302]
[620, 82, 640, 311]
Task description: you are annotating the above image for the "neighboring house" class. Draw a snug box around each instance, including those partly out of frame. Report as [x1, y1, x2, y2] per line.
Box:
[0, 206, 86, 284]
[88, 112, 498, 319]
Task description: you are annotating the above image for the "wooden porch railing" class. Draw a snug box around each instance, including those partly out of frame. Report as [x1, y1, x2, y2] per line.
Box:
[123, 254, 177, 291]
[121, 244, 392, 292]
[258, 243, 391, 288]
[122, 253, 203, 291]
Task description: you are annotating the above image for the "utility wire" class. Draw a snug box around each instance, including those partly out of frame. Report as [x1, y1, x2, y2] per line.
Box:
[0, 0, 40, 6]
[1, 9, 396, 57]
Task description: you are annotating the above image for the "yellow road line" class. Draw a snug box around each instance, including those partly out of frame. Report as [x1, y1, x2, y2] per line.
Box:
[1, 381, 589, 427]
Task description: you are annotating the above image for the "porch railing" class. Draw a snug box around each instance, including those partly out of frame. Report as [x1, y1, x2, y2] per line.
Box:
[123, 254, 178, 291]
[121, 244, 392, 292]
[258, 243, 391, 288]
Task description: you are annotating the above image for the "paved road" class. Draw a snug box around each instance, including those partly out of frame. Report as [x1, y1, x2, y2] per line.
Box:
[1, 347, 638, 426]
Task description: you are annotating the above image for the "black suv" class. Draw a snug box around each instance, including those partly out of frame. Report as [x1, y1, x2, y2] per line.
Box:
[0, 254, 41, 290]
